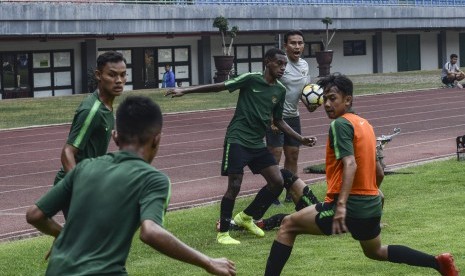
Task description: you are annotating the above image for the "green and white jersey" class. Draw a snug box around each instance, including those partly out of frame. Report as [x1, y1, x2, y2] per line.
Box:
[280, 58, 310, 118]
[224, 72, 286, 148]
[37, 151, 171, 276]
[55, 92, 114, 184]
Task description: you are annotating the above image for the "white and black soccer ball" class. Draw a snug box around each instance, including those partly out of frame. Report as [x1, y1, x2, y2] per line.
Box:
[301, 84, 324, 107]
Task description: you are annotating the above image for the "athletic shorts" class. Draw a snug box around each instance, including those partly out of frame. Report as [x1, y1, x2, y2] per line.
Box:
[314, 202, 381, 241]
[221, 142, 277, 176]
[442, 76, 453, 85]
[265, 117, 301, 148]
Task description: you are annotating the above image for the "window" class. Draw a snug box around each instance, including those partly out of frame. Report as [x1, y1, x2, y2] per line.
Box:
[233, 44, 275, 76]
[32, 50, 74, 97]
[343, 40, 366, 56]
[305, 42, 324, 58]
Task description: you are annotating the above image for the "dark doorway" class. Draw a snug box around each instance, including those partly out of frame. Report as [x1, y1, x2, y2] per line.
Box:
[1, 53, 32, 99]
[397, 34, 421, 72]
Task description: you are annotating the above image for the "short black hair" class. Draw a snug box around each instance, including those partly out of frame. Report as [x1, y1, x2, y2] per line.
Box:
[264, 48, 286, 60]
[96, 51, 127, 71]
[450, 53, 458, 59]
[317, 72, 353, 97]
[284, 30, 304, 44]
[116, 96, 163, 145]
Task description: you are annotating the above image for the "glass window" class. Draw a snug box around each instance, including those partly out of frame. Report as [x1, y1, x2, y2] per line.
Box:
[251, 62, 263, 73]
[175, 48, 189, 62]
[53, 52, 71, 67]
[343, 40, 366, 56]
[251, 46, 262, 59]
[175, 65, 189, 79]
[119, 50, 132, 64]
[54, 71, 72, 86]
[33, 53, 50, 68]
[34, 72, 51, 87]
[158, 49, 172, 63]
[126, 68, 132, 83]
[306, 42, 324, 58]
[236, 46, 248, 59]
[236, 63, 249, 75]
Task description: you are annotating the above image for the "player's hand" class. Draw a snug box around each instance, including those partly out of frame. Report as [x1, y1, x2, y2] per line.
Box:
[332, 204, 348, 235]
[164, 88, 185, 98]
[270, 124, 280, 134]
[301, 136, 317, 147]
[205, 257, 236, 276]
[306, 103, 320, 113]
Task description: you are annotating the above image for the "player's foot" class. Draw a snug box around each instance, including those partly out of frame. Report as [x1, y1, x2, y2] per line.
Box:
[217, 232, 240, 245]
[447, 83, 454, 88]
[436, 253, 459, 276]
[234, 211, 265, 237]
[457, 82, 463, 89]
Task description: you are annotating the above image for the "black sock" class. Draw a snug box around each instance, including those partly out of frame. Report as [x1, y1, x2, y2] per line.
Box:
[262, 213, 287, 230]
[219, 197, 235, 232]
[265, 240, 293, 276]
[388, 245, 438, 270]
[245, 186, 281, 220]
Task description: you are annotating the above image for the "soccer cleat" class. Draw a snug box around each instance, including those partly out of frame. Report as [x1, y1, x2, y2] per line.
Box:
[457, 82, 463, 89]
[217, 232, 240, 245]
[234, 211, 265, 237]
[436, 253, 459, 276]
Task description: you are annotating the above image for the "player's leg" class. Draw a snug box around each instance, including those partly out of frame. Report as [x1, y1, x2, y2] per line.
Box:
[282, 116, 302, 202]
[359, 236, 458, 275]
[266, 127, 284, 205]
[217, 143, 248, 245]
[265, 205, 323, 276]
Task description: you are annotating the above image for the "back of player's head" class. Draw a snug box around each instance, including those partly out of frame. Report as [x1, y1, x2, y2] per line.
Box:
[284, 30, 304, 44]
[97, 51, 127, 71]
[317, 72, 353, 97]
[116, 96, 163, 145]
[264, 48, 286, 60]
[450, 53, 458, 59]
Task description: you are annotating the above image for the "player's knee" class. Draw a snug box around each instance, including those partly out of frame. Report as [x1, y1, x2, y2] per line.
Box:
[280, 168, 298, 190]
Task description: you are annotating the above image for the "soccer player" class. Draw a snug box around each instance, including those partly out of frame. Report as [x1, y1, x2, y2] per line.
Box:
[264, 73, 459, 276]
[165, 48, 317, 245]
[266, 30, 318, 204]
[54, 51, 127, 218]
[441, 53, 465, 88]
[26, 96, 236, 276]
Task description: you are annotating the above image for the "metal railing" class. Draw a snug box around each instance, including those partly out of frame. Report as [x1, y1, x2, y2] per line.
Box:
[0, 0, 464, 6]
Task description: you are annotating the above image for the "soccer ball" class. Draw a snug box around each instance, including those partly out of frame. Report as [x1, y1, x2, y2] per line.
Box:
[301, 84, 324, 107]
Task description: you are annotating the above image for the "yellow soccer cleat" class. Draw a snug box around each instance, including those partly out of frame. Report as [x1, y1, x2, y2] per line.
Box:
[234, 211, 265, 237]
[217, 232, 241, 245]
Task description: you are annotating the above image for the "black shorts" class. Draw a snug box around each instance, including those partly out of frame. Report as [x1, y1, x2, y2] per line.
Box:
[314, 202, 381, 241]
[221, 142, 277, 176]
[265, 117, 302, 148]
[442, 76, 453, 85]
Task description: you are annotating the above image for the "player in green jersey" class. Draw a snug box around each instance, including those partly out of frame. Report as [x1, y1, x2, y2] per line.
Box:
[165, 48, 317, 245]
[26, 96, 236, 276]
[54, 51, 127, 218]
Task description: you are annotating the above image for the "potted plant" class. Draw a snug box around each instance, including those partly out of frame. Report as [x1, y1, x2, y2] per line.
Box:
[316, 17, 336, 77]
[212, 16, 239, 83]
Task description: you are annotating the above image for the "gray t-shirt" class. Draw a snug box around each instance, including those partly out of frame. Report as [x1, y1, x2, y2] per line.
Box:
[280, 57, 310, 118]
[442, 61, 460, 78]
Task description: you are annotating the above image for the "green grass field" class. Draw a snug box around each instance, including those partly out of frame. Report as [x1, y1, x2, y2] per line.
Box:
[0, 159, 463, 275]
[1, 69, 461, 275]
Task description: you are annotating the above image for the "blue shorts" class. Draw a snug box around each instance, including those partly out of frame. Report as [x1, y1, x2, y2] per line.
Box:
[314, 202, 381, 241]
[265, 117, 301, 148]
[221, 143, 277, 176]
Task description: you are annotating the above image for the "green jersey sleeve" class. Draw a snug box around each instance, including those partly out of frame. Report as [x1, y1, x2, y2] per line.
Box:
[67, 100, 102, 150]
[139, 173, 171, 227]
[36, 169, 74, 217]
[224, 73, 255, 92]
[329, 117, 354, 160]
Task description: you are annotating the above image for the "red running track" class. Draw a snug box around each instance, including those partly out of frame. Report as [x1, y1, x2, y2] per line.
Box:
[1, 88, 464, 241]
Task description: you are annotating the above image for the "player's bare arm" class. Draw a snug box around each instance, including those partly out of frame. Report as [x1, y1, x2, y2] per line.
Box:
[332, 155, 356, 235]
[140, 220, 236, 276]
[165, 83, 226, 98]
[273, 118, 316, 147]
[26, 205, 62, 238]
[61, 144, 79, 173]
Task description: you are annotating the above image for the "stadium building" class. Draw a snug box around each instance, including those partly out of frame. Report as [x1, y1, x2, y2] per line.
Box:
[0, 0, 464, 99]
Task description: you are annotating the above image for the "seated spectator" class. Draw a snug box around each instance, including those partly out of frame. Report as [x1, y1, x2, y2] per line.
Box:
[442, 54, 465, 88]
